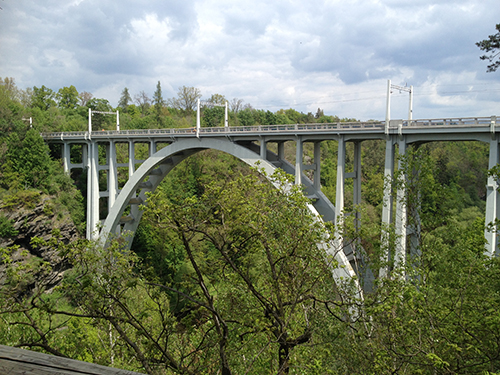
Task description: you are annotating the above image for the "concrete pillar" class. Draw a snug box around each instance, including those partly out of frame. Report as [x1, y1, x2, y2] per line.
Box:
[394, 138, 407, 268]
[128, 141, 135, 178]
[485, 135, 500, 256]
[150, 140, 157, 156]
[334, 136, 346, 250]
[335, 136, 345, 227]
[295, 137, 303, 185]
[260, 138, 267, 160]
[277, 142, 285, 160]
[313, 142, 321, 191]
[353, 142, 362, 209]
[86, 141, 100, 240]
[62, 142, 70, 174]
[108, 141, 118, 210]
[380, 136, 395, 278]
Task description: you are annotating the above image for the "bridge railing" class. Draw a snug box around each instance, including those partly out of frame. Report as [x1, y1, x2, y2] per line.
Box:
[40, 117, 496, 140]
[406, 117, 494, 127]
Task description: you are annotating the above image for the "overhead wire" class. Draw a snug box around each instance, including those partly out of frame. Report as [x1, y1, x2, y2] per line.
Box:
[256, 82, 500, 109]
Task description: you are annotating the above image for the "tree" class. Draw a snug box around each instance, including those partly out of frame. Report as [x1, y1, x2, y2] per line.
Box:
[118, 87, 132, 109]
[87, 98, 113, 129]
[315, 108, 324, 119]
[0, 167, 347, 375]
[207, 93, 226, 105]
[4, 128, 52, 189]
[57, 85, 79, 109]
[168, 86, 201, 114]
[78, 91, 93, 107]
[153, 81, 165, 127]
[134, 91, 151, 116]
[31, 85, 56, 111]
[229, 98, 244, 113]
[0, 77, 19, 101]
[477, 23, 500, 72]
[143, 169, 343, 374]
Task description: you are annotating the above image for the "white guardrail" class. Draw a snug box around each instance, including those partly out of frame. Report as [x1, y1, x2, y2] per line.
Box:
[41, 116, 496, 139]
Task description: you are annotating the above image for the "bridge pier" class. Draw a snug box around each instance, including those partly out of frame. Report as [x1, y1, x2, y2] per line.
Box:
[87, 141, 100, 239]
[486, 133, 500, 256]
[295, 137, 303, 185]
[380, 135, 411, 277]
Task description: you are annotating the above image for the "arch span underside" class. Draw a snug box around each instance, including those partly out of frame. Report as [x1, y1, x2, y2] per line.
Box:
[99, 137, 359, 288]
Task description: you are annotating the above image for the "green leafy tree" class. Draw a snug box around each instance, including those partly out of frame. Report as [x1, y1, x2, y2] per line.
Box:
[4, 128, 52, 189]
[477, 23, 500, 72]
[202, 106, 224, 127]
[0, 167, 348, 375]
[143, 169, 344, 374]
[87, 98, 113, 130]
[236, 107, 255, 126]
[31, 85, 56, 111]
[153, 81, 165, 127]
[57, 85, 79, 109]
[208, 93, 226, 105]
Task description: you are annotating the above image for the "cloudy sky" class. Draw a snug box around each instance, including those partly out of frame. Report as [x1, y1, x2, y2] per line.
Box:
[1, 0, 499, 121]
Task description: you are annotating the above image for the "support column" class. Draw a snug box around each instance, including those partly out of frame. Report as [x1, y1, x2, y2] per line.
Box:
[380, 136, 395, 278]
[150, 140, 157, 156]
[260, 138, 267, 160]
[108, 141, 118, 210]
[335, 136, 345, 229]
[277, 142, 285, 160]
[62, 142, 70, 174]
[86, 141, 100, 240]
[352, 142, 362, 209]
[313, 142, 321, 191]
[485, 135, 500, 256]
[295, 137, 303, 185]
[128, 141, 135, 178]
[394, 138, 407, 268]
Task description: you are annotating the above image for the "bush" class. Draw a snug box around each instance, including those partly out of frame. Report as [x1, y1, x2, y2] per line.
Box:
[0, 214, 18, 238]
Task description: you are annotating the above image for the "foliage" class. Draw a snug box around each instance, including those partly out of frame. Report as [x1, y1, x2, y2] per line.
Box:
[31, 85, 56, 111]
[168, 86, 202, 114]
[57, 86, 79, 110]
[477, 23, 500, 72]
[153, 81, 167, 128]
[0, 76, 496, 375]
[0, 214, 18, 237]
[118, 87, 132, 109]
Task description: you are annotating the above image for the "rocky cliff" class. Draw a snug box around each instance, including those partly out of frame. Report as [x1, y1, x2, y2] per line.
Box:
[0, 193, 81, 290]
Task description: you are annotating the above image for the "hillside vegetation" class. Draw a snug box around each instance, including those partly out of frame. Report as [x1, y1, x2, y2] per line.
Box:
[0, 78, 499, 374]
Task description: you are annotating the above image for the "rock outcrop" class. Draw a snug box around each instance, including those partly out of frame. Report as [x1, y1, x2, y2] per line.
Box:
[0, 194, 81, 289]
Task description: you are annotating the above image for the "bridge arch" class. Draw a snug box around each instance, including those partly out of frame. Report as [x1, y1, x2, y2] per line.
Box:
[99, 137, 358, 288]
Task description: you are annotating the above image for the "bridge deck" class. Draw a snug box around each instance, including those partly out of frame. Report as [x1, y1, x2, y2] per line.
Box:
[41, 116, 497, 142]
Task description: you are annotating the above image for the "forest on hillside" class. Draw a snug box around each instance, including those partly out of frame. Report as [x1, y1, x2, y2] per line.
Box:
[0, 77, 499, 374]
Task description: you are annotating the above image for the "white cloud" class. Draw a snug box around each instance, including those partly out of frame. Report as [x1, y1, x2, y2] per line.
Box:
[0, 0, 499, 120]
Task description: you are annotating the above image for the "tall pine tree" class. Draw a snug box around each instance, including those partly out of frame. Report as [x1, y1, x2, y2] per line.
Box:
[153, 81, 165, 127]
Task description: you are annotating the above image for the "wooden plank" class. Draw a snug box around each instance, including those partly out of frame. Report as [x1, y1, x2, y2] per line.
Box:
[0, 345, 145, 375]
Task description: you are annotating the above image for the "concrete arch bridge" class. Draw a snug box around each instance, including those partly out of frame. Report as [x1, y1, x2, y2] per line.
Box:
[42, 116, 500, 289]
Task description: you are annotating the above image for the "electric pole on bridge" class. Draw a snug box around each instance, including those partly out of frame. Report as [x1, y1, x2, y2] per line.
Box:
[385, 79, 413, 134]
[88, 108, 120, 134]
[196, 99, 229, 137]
